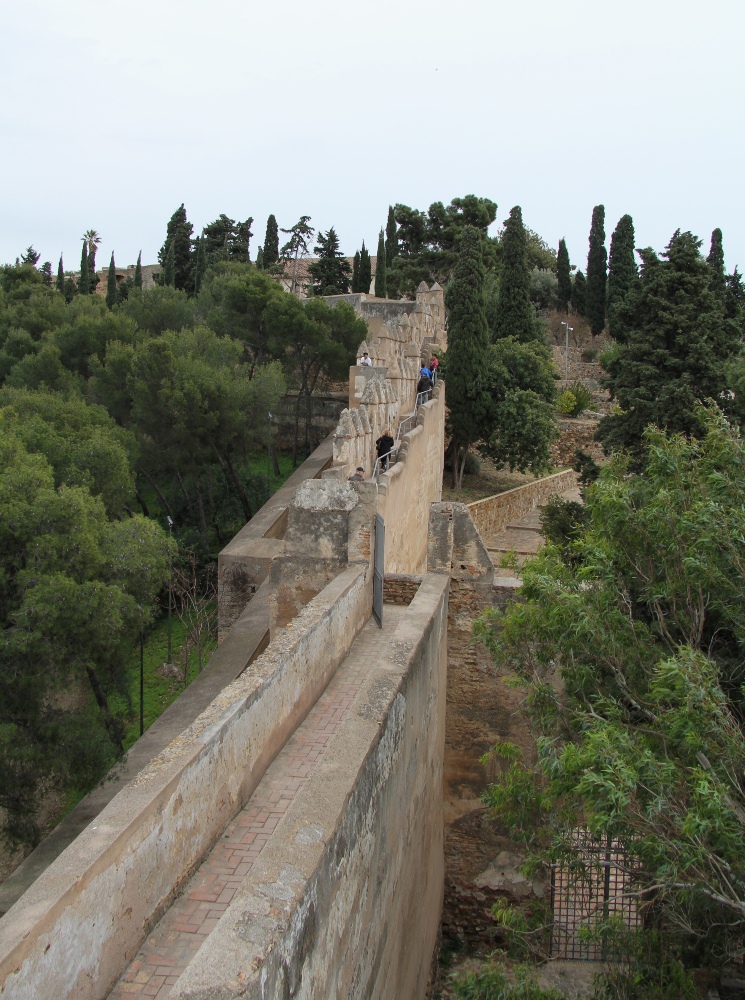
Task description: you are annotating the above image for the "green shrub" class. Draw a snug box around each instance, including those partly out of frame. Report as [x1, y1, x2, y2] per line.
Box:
[556, 389, 577, 415]
[452, 963, 565, 999]
[539, 495, 588, 550]
[464, 451, 482, 475]
[581, 347, 599, 362]
[568, 380, 593, 413]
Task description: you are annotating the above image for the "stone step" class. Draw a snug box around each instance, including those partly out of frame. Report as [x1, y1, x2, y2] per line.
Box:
[107, 609, 407, 1000]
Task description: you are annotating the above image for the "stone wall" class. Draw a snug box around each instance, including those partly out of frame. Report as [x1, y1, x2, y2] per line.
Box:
[550, 417, 604, 467]
[0, 566, 373, 1000]
[380, 383, 445, 574]
[383, 573, 423, 605]
[218, 435, 334, 638]
[168, 573, 449, 1000]
[332, 369, 400, 479]
[467, 468, 577, 541]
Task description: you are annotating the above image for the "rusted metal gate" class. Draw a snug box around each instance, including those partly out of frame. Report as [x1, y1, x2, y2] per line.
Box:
[550, 832, 639, 961]
[373, 514, 384, 627]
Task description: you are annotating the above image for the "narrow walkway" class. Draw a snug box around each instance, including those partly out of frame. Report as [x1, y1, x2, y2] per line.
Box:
[108, 607, 406, 999]
[486, 487, 582, 568]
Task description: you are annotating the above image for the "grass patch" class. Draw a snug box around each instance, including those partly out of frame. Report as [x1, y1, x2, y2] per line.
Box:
[115, 613, 217, 752]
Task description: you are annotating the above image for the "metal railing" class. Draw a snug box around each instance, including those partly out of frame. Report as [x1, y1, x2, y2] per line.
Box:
[370, 383, 436, 483]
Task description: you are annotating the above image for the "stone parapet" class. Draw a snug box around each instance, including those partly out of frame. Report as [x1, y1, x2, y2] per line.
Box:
[467, 469, 578, 542]
[168, 573, 449, 1000]
[0, 566, 371, 1000]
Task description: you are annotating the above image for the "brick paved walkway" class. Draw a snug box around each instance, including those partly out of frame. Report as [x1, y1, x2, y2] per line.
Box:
[108, 608, 405, 999]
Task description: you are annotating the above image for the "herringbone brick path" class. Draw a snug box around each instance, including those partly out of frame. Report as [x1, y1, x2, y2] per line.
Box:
[108, 607, 405, 999]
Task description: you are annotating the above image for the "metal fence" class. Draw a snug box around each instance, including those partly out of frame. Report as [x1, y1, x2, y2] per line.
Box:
[550, 831, 639, 961]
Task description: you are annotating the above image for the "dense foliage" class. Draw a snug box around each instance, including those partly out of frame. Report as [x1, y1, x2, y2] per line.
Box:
[492, 206, 540, 343]
[476, 411, 745, 971]
[0, 257, 367, 844]
[598, 229, 741, 457]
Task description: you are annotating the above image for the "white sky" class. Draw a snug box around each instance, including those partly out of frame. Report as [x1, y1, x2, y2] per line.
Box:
[1, 0, 743, 276]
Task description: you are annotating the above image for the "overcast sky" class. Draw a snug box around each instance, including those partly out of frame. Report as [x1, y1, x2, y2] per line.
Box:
[2, 0, 743, 278]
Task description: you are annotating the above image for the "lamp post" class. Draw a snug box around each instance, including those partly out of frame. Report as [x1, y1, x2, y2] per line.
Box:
[166, 516, 173, 665]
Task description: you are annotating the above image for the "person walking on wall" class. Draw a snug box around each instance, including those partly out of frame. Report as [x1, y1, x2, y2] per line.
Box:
[375, 430, 394, 471]
[417, 370, 433, 397]
[359, 351, 372, 366]
[430, 355, 439, 382]
[348, 466, 365, 481]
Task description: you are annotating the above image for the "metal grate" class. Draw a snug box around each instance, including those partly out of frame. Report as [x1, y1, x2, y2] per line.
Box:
[550, 831, 639, 961]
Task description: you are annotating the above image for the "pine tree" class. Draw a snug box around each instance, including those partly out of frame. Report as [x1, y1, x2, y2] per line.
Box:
[557, 239, 572, 313]
[56, 256, 64, 294]
[607, 214, 638, 341]
[586, 205, 607, 335]
[707, 228, 726, 299]
[443, 226, 493, 488]
[134, 251, 142, 290]
[40, 262, 53, 285]
[158, 204, 194, 291]
[106, 252, 117, 309]
[572, 270, 587, 316]
[358, 242, 372, 294]
[493, 206, 537, 342]
[385, 206, 397, 267]
[351, 250, 361, 292]
[164, 240, 176, 287]
[256, 246, 264, 270]
[79, 240, 90, 295]
[599, 230, 741, 457]
[308, 227, 351, 295]
[263, 214, 279, 267]
[375, 229, 387, 298]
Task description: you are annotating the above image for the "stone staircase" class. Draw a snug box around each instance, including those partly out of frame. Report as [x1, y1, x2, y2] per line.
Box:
[486, 487, 582, 573]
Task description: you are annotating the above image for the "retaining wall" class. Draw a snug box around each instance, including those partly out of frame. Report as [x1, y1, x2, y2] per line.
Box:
[466, 468, 577, 541]
[0, 566, 371, 1000]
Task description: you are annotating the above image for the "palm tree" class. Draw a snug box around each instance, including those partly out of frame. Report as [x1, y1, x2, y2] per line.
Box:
[83, 229, 102, 291]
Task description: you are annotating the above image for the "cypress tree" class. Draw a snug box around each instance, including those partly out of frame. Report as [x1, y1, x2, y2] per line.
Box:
[358, 242, 371, 294]
[158, 204, 194, 291]
[493, 206, 537, 342]
[572, 270, 587, 316]
[599, 230, 741, 456]
[586, 204, 607, 335]
[56, 256, 64, 294]
[263, 214, 279, 266]
[106, 252, 117, 309]
[443, 226, 492, 488]
[164, 240, 176, 287]
[194, 236, 207, 294]
[607, 214, 638, 341]
[79, 240, 90, 295]
[256, 246, 264, 270]
[385, 206, 397, 267]
[375, 229, 387, 298]
[557, 238, 572, 313]
[707, 228, 726, 299]
[352, 250, 361, 292]
[88, 242, 97, 292]
[134, 251, 142, 290]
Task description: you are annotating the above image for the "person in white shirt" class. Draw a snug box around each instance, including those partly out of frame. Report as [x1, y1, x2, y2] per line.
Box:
[359, 352, 372, 366]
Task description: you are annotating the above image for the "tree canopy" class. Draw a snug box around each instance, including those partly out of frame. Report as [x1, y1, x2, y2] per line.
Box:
[476, 410, 745, 971]
[598, 229, 741, 457]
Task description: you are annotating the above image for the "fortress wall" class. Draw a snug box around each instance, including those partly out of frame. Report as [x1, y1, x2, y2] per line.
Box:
[218, 435, 334, 638]
[379, 382, 445, 574]
[467, 468, 578, 541]
[169, 573, 449, 1000]
[0, 564, 371, 1000]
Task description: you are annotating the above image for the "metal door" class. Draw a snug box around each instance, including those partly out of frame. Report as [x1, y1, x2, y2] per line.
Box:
[373, 514, 384, 627]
